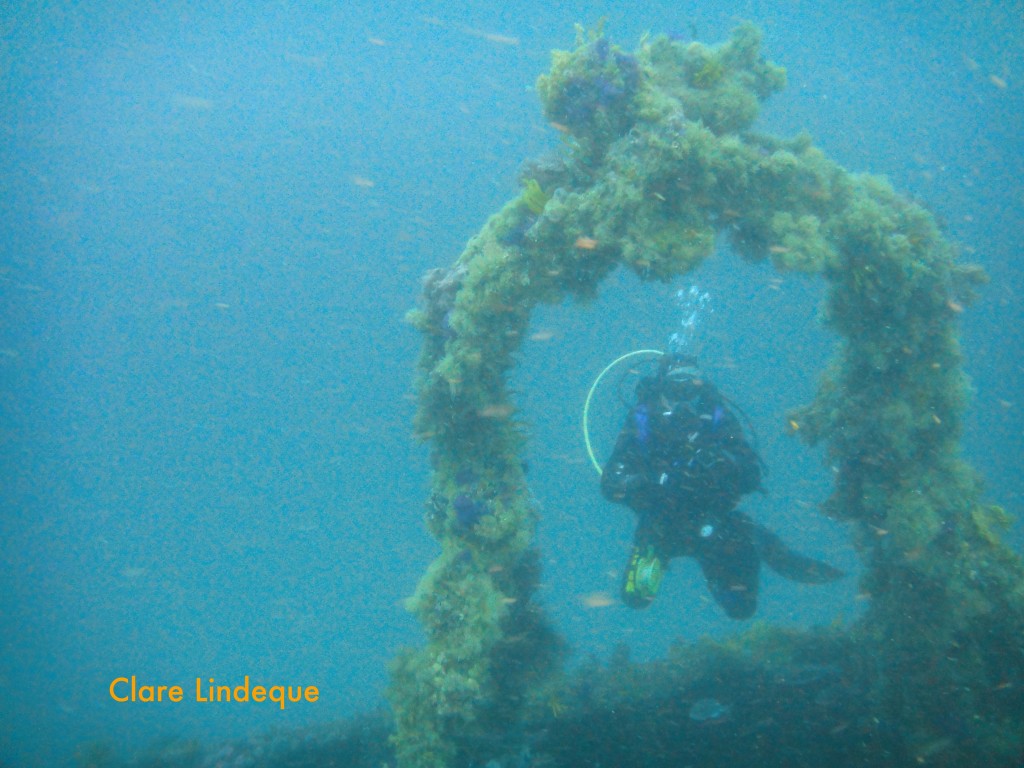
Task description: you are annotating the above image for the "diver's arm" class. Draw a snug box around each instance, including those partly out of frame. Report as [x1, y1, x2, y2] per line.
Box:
[601, 452, 646, 504]
[601, 403, 655, 505]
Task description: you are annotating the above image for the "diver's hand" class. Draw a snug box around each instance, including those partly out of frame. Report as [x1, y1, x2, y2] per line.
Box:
[601, 461, 647, 502]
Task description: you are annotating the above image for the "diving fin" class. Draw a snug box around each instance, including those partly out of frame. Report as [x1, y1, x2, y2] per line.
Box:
[748, 520, 844, 584]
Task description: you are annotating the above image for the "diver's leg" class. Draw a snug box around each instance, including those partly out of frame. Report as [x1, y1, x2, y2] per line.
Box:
[743, 515, 845, 584]
[695, 516, 760, 619]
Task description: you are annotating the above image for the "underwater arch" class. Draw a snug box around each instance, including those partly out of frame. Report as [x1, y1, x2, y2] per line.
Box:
[392, 23, 1022, 768]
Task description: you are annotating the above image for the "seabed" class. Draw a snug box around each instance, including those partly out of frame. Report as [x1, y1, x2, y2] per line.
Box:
[93, 24, 1023, 768]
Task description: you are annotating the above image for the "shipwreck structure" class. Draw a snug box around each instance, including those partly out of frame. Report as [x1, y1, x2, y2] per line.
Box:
[392, 24, 1023, 768]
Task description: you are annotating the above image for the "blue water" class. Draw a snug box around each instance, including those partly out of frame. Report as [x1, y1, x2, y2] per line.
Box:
[1, 2, 1021, 765]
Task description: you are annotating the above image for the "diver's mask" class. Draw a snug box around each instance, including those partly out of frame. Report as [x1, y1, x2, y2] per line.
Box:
[663, 354, 701, 383]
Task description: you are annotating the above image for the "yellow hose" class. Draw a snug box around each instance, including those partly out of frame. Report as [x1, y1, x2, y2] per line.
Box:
[582, 349, 664, 474]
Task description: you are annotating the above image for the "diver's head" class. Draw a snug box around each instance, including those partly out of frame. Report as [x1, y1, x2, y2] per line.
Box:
[662, 353, 702, 384]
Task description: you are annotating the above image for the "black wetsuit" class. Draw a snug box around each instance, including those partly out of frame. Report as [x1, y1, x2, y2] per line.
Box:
[602, 354, 842, 619]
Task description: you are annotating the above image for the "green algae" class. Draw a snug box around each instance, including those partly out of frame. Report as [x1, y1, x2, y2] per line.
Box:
[393, 22, 1023, 768]
[519, 178, 550, 216]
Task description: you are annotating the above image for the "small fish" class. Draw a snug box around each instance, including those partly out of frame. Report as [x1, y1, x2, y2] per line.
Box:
[581, 592, 614, 608]
[689, 697, 731, 723]
[172, 94, 214, 110]
[774, 663, 841, 687]
[478, 403, 513, 419]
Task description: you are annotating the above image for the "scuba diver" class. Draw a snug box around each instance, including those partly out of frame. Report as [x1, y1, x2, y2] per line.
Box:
[601, 353, 843, 619]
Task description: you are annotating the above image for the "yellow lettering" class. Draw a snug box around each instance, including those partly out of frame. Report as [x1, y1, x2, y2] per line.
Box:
[269, 685, 286, 709]
[169, 686, 183, 702]
[187, 677, 317, 705]
[233, 675, 251, 702]
[110, 677, 130, 702]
